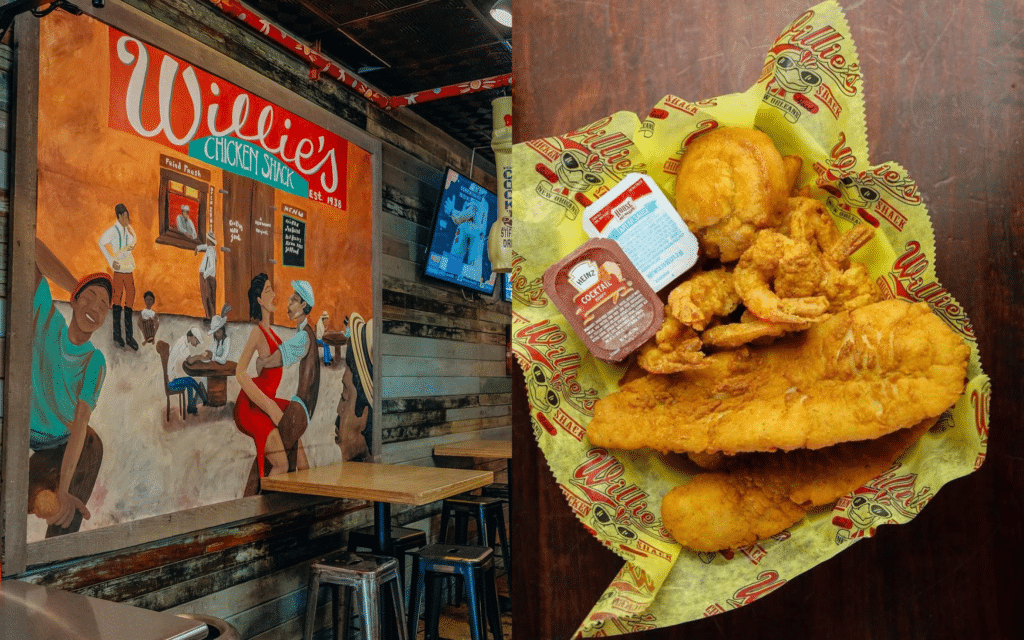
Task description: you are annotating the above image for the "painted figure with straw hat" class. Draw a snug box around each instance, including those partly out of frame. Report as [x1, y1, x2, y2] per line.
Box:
[335, 312, 374, 461]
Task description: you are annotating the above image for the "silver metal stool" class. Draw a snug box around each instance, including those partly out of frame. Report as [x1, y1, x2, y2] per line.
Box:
[303, 551, 409, 640]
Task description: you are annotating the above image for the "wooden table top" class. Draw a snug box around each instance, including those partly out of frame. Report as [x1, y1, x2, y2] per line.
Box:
[182, 359, 237, 376]
[433, 439, 512, 460]
[259, 461, 493, 505]
[512, 2, 1023, 639]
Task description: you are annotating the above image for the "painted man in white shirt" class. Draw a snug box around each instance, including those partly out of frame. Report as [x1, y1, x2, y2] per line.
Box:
[195, 230, 218, 319]
[166, 327, 209, 414]
[176, 204, 198, 240]
[97, 203, 139, 350]
[315, 310, 333, 365]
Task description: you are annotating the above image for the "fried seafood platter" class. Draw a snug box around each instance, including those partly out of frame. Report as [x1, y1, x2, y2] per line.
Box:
[586, 127, 971, 552]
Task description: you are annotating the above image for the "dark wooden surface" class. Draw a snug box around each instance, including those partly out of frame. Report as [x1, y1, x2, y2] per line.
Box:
[510, 1, 1023, 639]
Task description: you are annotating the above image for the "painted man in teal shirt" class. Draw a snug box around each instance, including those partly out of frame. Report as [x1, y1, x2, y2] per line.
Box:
[29, 238, 111, 537]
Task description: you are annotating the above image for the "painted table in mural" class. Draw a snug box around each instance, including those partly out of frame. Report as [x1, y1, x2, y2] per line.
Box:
[181, 360, 238, 407]
[0, 579, 208, 640]
[320, 330, 348, 364]
[260, 462, 494, 556]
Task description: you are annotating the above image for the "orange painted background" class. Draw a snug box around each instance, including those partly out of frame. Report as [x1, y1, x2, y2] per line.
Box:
[36, 11, 374, 326]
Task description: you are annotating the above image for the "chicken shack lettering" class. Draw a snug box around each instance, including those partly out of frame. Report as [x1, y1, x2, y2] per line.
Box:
[567, 448, 674, 542]
[110, 29, 348, 209]
[881, 241, 974, 338]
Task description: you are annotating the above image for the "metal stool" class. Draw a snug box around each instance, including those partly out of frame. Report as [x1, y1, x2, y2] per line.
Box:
[407, 545, 503, 640]
[439, 495, 511, 571]
[303, 551, 408, 640]
[480, 483, 509, 502]
[348, 525, 427, 587]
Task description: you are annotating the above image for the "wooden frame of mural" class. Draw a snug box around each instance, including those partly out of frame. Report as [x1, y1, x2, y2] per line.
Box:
[1, 1, 383, 574]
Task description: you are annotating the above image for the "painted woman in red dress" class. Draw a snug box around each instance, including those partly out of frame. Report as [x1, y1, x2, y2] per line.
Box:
[234, 273, 290, 489]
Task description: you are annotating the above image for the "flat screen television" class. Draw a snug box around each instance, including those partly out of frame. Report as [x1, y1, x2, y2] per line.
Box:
[504, 272, 512, 301]
[424, 167, 499, 295]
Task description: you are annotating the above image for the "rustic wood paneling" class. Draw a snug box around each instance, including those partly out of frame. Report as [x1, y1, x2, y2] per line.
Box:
[0, 2, 508, 638]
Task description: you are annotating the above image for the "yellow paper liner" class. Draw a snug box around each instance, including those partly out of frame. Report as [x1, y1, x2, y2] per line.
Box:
[510, 1, 989, 637]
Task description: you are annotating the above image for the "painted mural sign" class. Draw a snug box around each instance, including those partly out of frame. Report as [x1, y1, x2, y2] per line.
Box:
[27, 13, 376, 542]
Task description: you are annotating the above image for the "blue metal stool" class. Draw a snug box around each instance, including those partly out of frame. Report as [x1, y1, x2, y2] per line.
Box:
[439, 495, 511, 572]
[407, 544, 503, 640]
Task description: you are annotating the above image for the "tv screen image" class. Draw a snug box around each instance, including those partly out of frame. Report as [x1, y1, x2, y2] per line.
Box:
[504, 272, 512, 301]
[424, 168, 498, 295]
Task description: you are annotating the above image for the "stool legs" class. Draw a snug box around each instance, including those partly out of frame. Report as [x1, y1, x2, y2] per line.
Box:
[483, 565, 503, 640]
[407, 555, 424, 640]
[484, 506, 511, 571]
[387, 574, 410, 640]
[304, 569, 322, 640]
[303, 554, 406, 640]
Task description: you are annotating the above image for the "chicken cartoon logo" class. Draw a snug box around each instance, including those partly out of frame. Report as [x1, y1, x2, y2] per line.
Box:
[831, 469, 932, 544]
[763, 44, 823, 122]
[821, 173, 883, 227]
[819, 169, 918, 232]
[532, 137, 611, 220]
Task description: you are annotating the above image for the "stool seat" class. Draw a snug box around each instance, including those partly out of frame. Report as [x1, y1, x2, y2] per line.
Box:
[408, 545, 503, 640]
[480, 483, 509, 501]
[440, 496, 511, 573]
[303, 551, 408, 640]
[347, 525, 427, 589]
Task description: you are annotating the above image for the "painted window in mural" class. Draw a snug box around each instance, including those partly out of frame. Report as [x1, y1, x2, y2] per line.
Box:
[28, 12, 376, 542]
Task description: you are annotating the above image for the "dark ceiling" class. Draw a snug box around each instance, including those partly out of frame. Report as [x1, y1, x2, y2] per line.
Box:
[240, 0, 512, 165]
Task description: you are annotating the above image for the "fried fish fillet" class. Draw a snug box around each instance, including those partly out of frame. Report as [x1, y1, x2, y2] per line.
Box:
[588, 300, 969, 454]
[661, 418, 936, 552]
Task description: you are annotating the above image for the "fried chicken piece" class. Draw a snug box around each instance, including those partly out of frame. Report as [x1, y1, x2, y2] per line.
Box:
[637, 316, 707, 374]
[661, 418, 935, 551]
[782, 155, 804, 195]
[674, 128, 790, 262]
[666, 268, 740, 331]
[587, 300, 969, 455]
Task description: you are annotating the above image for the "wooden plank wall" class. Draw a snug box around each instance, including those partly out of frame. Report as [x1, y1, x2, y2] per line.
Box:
[0, 2, 510, 638]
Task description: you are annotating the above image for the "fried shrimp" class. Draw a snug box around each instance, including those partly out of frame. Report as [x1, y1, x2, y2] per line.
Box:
[701, 312, 810, 348]
[673, 128, 790, 262]
[637, 316, 707, 374]
[666, 268, 740, 331]
[733, 230, 831, 323]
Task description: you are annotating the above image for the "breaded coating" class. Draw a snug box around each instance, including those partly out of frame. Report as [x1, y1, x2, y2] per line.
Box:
[637, 316, 707, 374]
[661, 419, 935, 551]
[587, 300, 969, 454]
[673, 128, 790, 262]
[666, 268, 740, 331]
